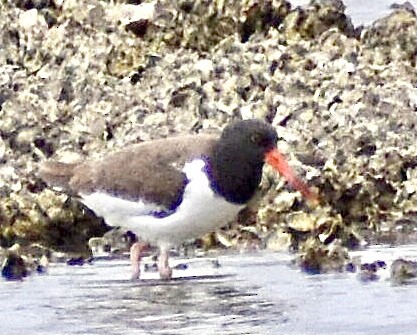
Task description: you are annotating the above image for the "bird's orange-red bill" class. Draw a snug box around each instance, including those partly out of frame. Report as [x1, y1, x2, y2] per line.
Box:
[265, 148, 320, 206]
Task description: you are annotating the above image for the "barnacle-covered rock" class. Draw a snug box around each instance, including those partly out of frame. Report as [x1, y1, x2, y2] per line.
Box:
[390, 259, 417, 284]
[36, 191, 109, 255]
[1, 251, 28, 280]
[0, 243, 51, 279]
[360, 6, 417, 66]
[0, 189, 108, 258]
[297, 238, 350, 274]
[282, 0, 356, 41]
[239, 0, 291, 42]
[2, 0, 417, 273]
[107, 0, 293, 77]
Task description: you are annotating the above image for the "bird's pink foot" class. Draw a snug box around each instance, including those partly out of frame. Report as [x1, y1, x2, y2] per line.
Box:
[158, 248, 172, 280]
[159, 266, 173, 280]
[130, 241, 149, 280]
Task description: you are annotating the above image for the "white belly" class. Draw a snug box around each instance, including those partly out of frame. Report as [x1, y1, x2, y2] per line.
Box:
[81, 159, 244, 248]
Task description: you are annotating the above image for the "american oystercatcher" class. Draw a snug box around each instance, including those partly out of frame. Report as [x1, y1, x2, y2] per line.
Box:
[41, 119, 318, 279]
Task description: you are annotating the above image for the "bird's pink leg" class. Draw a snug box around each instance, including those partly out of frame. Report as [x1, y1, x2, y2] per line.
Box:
[130, 241, 148, 280]
[158, 247, 172, 280]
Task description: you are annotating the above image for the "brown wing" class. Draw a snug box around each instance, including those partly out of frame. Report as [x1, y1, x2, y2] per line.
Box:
[41, 134, 218, 210]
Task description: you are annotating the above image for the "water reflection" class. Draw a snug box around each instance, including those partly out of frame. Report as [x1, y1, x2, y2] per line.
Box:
[56, 267, 284, 335]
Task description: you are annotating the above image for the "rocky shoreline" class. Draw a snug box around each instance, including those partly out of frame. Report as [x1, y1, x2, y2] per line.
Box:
[1, 0, 417, 281]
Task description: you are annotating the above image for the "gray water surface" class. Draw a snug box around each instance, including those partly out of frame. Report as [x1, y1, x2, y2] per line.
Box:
[2, 245, 417, 335]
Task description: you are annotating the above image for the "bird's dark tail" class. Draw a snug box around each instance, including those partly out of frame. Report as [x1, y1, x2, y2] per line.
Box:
[39, 161, 79, 189]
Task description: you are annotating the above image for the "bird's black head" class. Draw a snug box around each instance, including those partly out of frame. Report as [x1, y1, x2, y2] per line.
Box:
[210, 119, 318, 205]
[209, 119, 278, 204]
[220, 119, 278, 161]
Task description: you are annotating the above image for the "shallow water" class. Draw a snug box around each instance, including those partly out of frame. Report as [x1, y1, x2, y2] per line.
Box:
[2, 245, 417, 335]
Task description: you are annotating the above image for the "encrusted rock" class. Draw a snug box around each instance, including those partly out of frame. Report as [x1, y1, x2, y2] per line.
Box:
[1, 0, 417, 273]
[361, 6, 417, 65]
[390, 258, 417, 284]
[297, 238, 350, 274]
[282, 0, 356, 41]
[1, 251, 28, 280]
